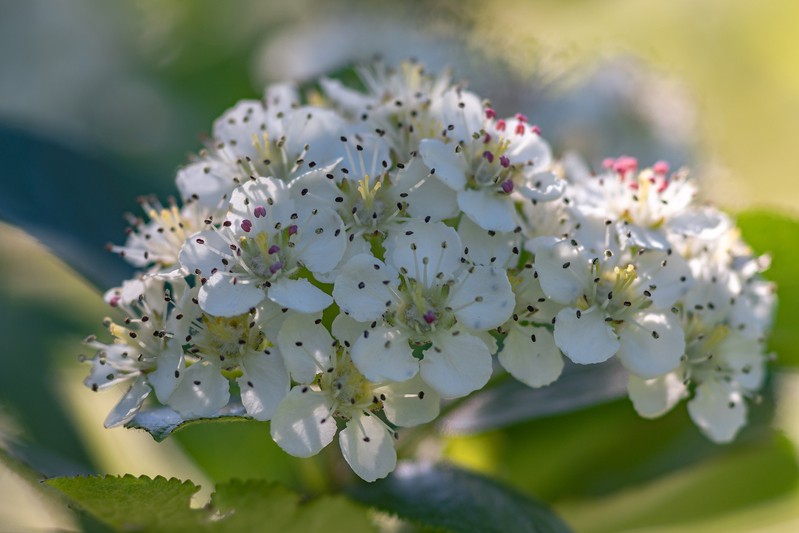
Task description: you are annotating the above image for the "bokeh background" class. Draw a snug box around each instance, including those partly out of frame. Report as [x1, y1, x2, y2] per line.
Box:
[1, 0, 798, 531]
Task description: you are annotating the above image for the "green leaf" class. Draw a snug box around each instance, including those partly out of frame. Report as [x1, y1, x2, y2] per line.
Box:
[738, 210, 799, 366]
[440, 359, 627, 435]
[47, 476, 376, 532]
[46, 475, 202, 531]
[349, 462, 571, 533]
[125, 403, 249, 442]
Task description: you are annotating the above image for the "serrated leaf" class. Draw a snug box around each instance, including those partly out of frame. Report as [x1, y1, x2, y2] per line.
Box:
[46, 475, 202, 531]
[211, 480, 376, 533]
[125, 403, 249, 442]
[440, 359, 627, 435]
[47, 476, 376, 533]
[349, 462, 571, 533]
[737, 210, 799, 366]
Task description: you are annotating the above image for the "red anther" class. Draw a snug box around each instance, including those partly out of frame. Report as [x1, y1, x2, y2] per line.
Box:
[653, 161, 670, 175]
[269, 261, 283, 274]
[500, 179, 514, 193]
[109, 295, 121, 308]
[483, 151, 495, 163]
[496, 119, 506, 131]
[485, 108, 497, 119]
[241, 219, 253, 233]
[515, 123, 526, 135]
[602, 158, 615, 169]
[483, 132, 492, 144]
[287, 225, 298, 236]
[499, 155, 510, 168]
[530, 124, 542, 135]
[268, 245, 281, 255]
[253, 205, 267, 218]
[423, 310, 436, 324]
[515, 113, 528, 123]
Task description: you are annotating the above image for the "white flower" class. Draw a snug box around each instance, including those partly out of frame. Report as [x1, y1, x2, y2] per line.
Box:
[271, 315, 440, 481]
[529, 236, 690, 378]
[179, 177, 347, 317]
[333, 221, 514, 398]
[420, 114, 562, 232]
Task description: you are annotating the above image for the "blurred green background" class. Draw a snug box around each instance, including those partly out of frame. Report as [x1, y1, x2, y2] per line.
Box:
[1, 0, 798, 531]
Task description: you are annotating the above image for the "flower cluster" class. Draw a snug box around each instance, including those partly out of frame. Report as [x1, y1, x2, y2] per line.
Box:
[82, 61, 775, 481]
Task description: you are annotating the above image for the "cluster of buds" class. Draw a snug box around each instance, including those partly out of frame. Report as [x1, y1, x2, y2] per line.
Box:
[83, 61, 775, 481]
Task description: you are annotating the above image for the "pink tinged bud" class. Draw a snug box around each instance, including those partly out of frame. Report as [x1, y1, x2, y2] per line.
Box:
[653, 161, 670, 175]
[530, 124, 542, 135]
[269, 261, 283, 274]
[241, 219, 253, 233]
[485, 108, 497, 119]
[499, 155, 510, 168]
[500, 179, 514, 193]
[287, 225, 298, 236]
[268, 245, 281, 255]
[515, 113, 528, 123]
[602, 158, 615, 169]
[483, 132, 492, 144]
[515, 123, 526, 135]
[483, 150, 495, 163]
[496, 119, 506, 131]
[253, 205, 267, 218]
[423, 310, 436, 324]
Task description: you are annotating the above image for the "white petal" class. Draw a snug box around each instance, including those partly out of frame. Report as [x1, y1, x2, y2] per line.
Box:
[628, 372, 687, 418]
[148, 341, 185, 403]
[418, 139, 467, 190]
[228, 177, 294, 233]
[332, 254, 399, 322]
[617, 311, 685, 379]
[212, 99, 266, 160]
[688, 381, 746, 443]
[458, 189, 517, 233]
[448, 266, 514, 330]
[339, 412, 397, 482]
[277, 313, 335, 383]
[176, 160, 232, 211]
[553, 307, 620, 365]
[528, 237, 591, 304]
[331, 314, 367, 349]
[267, 277, 332, 314]
[167, 362, 230, 418]
[669, 207, 729, 240]
[179, 230, 231, 276]
[238, 350, 290, 421]
[499, 326, 564, 388]
[375, 374, 441, 427]
[516, 171, 564, 201]
[391, 221, 462, 287]
[199, 273, 265, 317]
[270, 387, 336, 458]
[104, 376, 151, 428]
[636, 249, 693, 309]
[502, 123, 552, 168]
[719, 332, 766, 390]
[295, 207, 347, 274]
[288, 166, 341, 207]
[431, 88, 483, 142]
[283, 107, 348, 169]
[253, 299, 292, 340]
[391, 155, 459, 220]
[458, 216, 517, 268]
[351, 326, 418, 383]
[421, 330, 493, 399]
[320, 77, 374, 114]
[618, 223, 670, 251]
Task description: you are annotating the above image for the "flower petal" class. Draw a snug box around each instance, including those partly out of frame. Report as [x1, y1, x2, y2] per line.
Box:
[333, 254, 399, 322]
[351, 326, 418, 383]
[267, 277, 332, 314]
[199, 273, 265, 317]
[459, 216, 517, 268]
[392, 154, 459, 220]
[617, 311, 685, 379]
[179, 230, 231, 276]
[458, 189, 517, 233]
[167, 362, 230, 418]
[499, 326, 564, 388]
[627, 372, 687, 418]
[688, 381, 746, 443]
[528, 237, 590, 304]
[270, 387, 336, 458]
[294, 207, 347, 274]
[148, 341, 185, 403]
[448, 266, 514, 330]
[103, 376, 151, 429]
[421, 329, 493, 399]
[238, 349, 290, 421]
[339, 412, 397, 482]
[375, 374, 441, 427]
[277, 313, 335, 383]
[553, 307, 620, 365]
[391, 221, 462, 287]
[418, 139, 467, 190]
